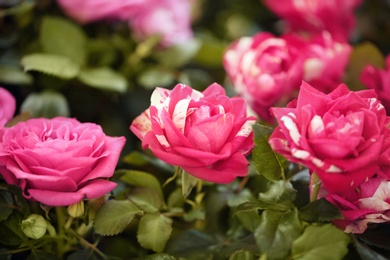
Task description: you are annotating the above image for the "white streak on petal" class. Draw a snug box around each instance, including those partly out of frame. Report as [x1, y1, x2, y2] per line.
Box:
[151, 87, 170, 106]
[173, 99, 190, 133]
[236, 120, 255, 137]
[309, 115, 324, 136]
[281, 115, 301, 145]
[311, 157, 324, 168]
[156, 134, 170, 148]
[291, 148, 310, 159]
[326, 164, 342, 173]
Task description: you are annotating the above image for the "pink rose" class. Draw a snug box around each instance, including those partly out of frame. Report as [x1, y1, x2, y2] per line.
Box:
[269, 81, 389, 195]
[223, 32, 305, 122]
[130, 83, 256, 183]
[56, 0, 193, 47]
[325, 177, 390, 234]
[0, 117, 126, 206]
[263, 0, 362, 42]
[56, 0, 143, 23]
[303, 32, 352, 93]
[129, 0, 193, 47]
[0, 87, 16, 127]
[360, 55, 390, 114]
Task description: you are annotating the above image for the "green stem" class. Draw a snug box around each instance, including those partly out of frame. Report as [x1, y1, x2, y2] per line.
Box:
[310, 172, 321, 202]
[54, 206, 67, 257]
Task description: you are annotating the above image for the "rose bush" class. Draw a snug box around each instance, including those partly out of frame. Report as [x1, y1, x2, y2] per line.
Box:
[324, 177, 390, 234]
[0, 117, 126, 206]
[360, 55, 390, 114]
[303, 32, 352, 93]
[268, 81, 389, 195]
[223, 32, 305, 122]
[130, 83, 256, 183]
[263, 0, 362, 42]
[0, 87, 15, 127]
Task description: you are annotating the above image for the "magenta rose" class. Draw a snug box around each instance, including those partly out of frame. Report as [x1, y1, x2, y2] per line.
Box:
[130, 83, 256, 183]
[324, 177, 390, 234]
[263, 0, 362, 42]
[223, 32, 305, 122]
[0, 117, 126, 206]
[0, 87, 16, 127]
[303, 32, 352, 93]
[129, 0, 193, 47]
[360, 55, 390, 114]
[269, 81, 389, 195]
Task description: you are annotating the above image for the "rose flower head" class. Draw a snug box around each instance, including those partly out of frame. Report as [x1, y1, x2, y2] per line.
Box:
[269, 81, 389, 195]
[223, 32, 305, 122]
[325, 177, 390, 234]
[360, 55, 390, 114]
[130, 83, 256, 183]
[0, 117, 126, 206]
[0, 87, 16, 127]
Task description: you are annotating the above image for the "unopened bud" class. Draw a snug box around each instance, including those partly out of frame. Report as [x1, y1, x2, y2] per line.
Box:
[21, 214, 47, 239]
[67, 201, 85, 218]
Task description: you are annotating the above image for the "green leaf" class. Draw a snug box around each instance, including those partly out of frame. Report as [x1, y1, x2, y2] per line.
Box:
[137, 67, 176, 89]
[193, 37, 227, 67]
[258, 180, 296, 211]
[255, 208, 302, 259]
[117, 170, 164, 200]
[353, 236, 389, 260]
[292, 224, 350, 260]
[299, 198, 343, 223]
[78, 67, 127, 93]
[21, 53, 80, 79]
[0, 66, 33, 85]
[182, 170, 199, 198]
[0, 211, 28, 246]
[137, 213, 173, 253]
[234, 201, 264, 231]
[20, 90, 70, 118]
[40, 16, 87, 65]
[123, 151, 149, 166]
[136, 253, 177, 260]
[156, 39, 201, 67]
[252, 124, 285, 182]
[94, 200, 143, 236]
[344, 42, 385, 91]
[0, 190, 14, 222]
[227, 188, 257, 207]
[167, 188, 185, 209]
[229, 250, 255, 260]
[128, 187, 163, 213]
[183, 208, 205, 222]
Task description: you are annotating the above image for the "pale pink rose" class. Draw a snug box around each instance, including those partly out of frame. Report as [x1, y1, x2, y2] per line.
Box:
[56, 0, 144, 23]
[263, 0, 362, 42]
[325, 177, 390, 234]
[56, 0, 193, 47]
[0, 87, 16, 127]
[269, 81, 389, 195]
[0, 117, 126, 206]
[223, 32, 305, 122]
[130, 83, 256, 183]
[129, 0, 193, 47]
[303, 32, 352, 93]
[360, 55, 390, 114]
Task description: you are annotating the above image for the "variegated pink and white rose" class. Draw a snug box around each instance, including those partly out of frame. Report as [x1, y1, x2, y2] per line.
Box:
[130, 83, 256, 183]
[269, 81, 389, 195]
[360, 55, 390, 114]
[303, 32, 352, 93]
[223, 32, 305, 122]
[263, 0, 362, 42]
[325, 177, 390, 234]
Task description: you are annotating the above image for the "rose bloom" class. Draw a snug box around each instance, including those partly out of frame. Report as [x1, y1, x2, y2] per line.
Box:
[56, 0, 193, 47]
[303, 32, 352, 93]
[269, 81, 389, 195]
[324, 177, 390, 234]
[0, 117, 126, 206]
[360, 55, 390, 114]
[223, 32, 305, 122]
[263, 0, 362, 42]
[129, 0, 193, 47]
[130, 83, 256, 183]
[0, 87, 16, 127]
